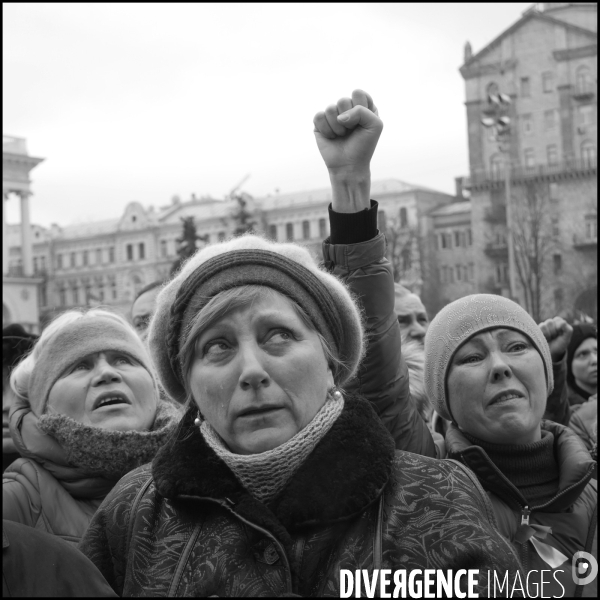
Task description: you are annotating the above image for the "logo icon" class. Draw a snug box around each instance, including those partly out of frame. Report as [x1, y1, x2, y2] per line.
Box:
[572, 551, 598, 586]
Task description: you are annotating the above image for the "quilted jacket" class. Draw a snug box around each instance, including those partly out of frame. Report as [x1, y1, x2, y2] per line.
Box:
[80, 396, 522, 597]
[447, 420, 597, 598]
[321, 232, 435, 457]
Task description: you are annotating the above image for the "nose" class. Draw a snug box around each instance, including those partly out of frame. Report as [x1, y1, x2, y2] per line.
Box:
[91, 356, 122, 386]
[409, 322, 426, 341]
[238, 344, 270, 391]
[489, 351, 512, 382]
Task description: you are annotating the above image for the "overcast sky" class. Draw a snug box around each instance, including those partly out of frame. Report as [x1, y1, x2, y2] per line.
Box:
[4, 3, 532, 228]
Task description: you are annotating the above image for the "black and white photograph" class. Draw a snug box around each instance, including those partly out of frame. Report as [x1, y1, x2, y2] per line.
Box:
[3, 3, 597, 598]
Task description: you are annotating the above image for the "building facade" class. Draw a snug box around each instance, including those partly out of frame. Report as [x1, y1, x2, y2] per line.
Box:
[6, 179, 457, 328]
[459, 2, 597, 321]
[3, 136, 45, 333]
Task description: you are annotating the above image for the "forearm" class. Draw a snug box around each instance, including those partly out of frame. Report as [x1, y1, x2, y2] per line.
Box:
[329, 168, 371, 213]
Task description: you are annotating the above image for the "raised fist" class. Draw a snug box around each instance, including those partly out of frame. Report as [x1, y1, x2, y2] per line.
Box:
[539, 316, 573, 362]
[313, 89, 383, 175]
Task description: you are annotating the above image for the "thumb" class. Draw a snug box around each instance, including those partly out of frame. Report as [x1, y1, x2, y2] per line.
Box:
[337, 105, 383, 133]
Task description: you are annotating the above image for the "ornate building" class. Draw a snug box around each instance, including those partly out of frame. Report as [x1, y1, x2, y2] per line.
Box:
[6, 179, 457, 327]
[3, 136, 45, 333]
[459, 2, 597, 321]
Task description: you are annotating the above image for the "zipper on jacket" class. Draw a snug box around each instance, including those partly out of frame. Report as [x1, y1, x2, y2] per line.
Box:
[521, 506, 530, 525]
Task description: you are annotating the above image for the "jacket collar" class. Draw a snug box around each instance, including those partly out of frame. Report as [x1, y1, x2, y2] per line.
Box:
[446, 420, 595, 511]
[152, 394, 395, 540]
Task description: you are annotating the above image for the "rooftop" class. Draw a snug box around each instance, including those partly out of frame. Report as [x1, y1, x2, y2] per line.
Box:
[3, 135, 28, 156]
[429, 200, 471, 217]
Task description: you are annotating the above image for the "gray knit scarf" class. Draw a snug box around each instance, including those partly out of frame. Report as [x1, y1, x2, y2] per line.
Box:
[38, 401, 181, 480]
[200, 393, 344, 504]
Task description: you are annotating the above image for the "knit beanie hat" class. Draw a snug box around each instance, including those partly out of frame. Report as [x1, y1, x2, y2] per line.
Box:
[424, 294, 553, 422]
[147, 234, 364, 403]
[567, 323, 597, 386]
[28, 316, 157, 416]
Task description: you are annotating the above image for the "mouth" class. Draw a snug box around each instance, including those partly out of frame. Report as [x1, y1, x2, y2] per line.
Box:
[488, 389, 525, 407]
[238, 405, 284, 418]
[93, 391, 131, 410]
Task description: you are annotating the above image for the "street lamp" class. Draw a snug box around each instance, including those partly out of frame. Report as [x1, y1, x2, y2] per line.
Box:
[481, 92, 518, 303]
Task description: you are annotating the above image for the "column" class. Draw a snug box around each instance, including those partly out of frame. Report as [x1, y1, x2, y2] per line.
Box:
[20, 191, 33, 276]
[2, 192, 9, 276]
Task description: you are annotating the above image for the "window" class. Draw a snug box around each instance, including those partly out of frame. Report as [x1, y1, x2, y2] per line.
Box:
[138, 243, 145, 260]
[524, 148, 535, 169]
[456, 265, 462, 281]
[542, 71, 554, 93]
[576, 65, 592, 93]
[554, 288, 564, 313]
[160, 239, 168, 258]
[495, 263, 507, 285]
[40, 256, 46, 272]
[553, 254, 562, 275]
[302, 220, 310, 240]
[126, 244, 133, 261]
[440, 233, 447, 250]
[33, 257, 38, 273]
[520, 77, 531, 98]
[131, 275, 143, 298]
[111, 281, 117, 300]
[522, 114, 533, 137]
[490, 154, 503, 178]
[578, 105, 594, 126]
[448, 266, 454, 284]
[82, 250, 89, 266]
[285, 223, 294, 241]
[57, 254, 63, 270]
[552, 217, 560, 237]
[70, 252, 76, 268]
[399, 207, 408, 228]
[108, 247, 115, 263]
[585, 215, 597, 240]
[454, 231, 461, 248]
[319, 218, 327, 239]
[547, 144, 558, 166]
[58, 287, 67, 307]
[218, 232, 226, 242]
[544, 109, 557, 131]
[72, 286, 79, 306]
[467, 228, 473, 246]
[401, 248, 411, 272]
[549, 183, 559, 201]
[581, 141, 596, 167]
[267, 225, 276, 241]
[96, 248, 102, 265]
[98, 283, 105, 302]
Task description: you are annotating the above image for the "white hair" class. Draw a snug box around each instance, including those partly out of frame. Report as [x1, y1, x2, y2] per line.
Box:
[10, 308, 133, 401]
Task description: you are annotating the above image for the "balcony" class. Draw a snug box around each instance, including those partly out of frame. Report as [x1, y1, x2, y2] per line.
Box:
[572, 82, 595, 102]
[462, 157, 597, 190]
[573, 234, 597, 251]
[484, 242, 508, 258]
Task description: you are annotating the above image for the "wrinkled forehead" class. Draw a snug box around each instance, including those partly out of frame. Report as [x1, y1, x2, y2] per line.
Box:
[395, 293, 427, 316]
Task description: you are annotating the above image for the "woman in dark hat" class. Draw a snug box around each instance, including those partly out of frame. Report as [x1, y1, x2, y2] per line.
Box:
[566, 323, 597, 406]
[2, 324, 38, 471]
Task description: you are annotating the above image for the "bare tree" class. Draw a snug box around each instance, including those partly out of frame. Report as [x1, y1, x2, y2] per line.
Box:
[511, 182, 557, 322]
[380, 214, 420, 284]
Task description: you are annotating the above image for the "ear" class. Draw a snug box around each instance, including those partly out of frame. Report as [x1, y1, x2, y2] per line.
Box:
[326, 366, 334, 390]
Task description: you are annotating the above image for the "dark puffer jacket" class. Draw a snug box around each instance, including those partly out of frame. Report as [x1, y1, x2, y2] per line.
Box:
[447, 420, 597, 598]
[80, 396, 521, 597]
[322, 232, 435, 457]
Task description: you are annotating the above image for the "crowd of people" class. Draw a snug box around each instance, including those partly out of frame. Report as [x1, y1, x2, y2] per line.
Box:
[2, 90, 597, 597]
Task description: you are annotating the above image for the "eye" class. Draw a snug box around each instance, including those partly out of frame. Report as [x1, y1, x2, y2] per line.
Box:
[266, 329, 294, 344]
[203, 340, 232, 359]
[114, 355, 133, 366]
[71, 361, 91, 372]
[508, 341, 529, 352]
[418, 317, 428, 324]
[397, 317, 409, 325]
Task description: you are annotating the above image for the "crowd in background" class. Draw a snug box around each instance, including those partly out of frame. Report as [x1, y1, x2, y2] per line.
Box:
[2, 90, 596, 597]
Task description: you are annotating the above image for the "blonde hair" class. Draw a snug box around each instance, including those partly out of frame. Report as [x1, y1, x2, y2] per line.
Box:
[10, 308, 134, 401]
[401, 337, 432, 423]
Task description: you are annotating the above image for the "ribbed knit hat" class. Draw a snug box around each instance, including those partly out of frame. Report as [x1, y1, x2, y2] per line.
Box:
[424, 294, 553, 422]
[567, 323, 597, 386]
[28, 316, 157, 416]
[147, 234, 364, 404]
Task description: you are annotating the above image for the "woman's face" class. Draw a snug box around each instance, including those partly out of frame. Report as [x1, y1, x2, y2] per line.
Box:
[46, 351, 157, 431]
[189, 292, 334, 455]
[447, 328, 547, 445]
[571, 337, 597, 392]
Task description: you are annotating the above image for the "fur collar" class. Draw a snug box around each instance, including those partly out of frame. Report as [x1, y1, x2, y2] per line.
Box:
[152, 394, 394, 541]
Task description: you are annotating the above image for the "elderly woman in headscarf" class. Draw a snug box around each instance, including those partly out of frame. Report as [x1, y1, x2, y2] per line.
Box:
[425, 295, 597, 598]
[80, 90, 521, 597]
[3, 309, 181, 545]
